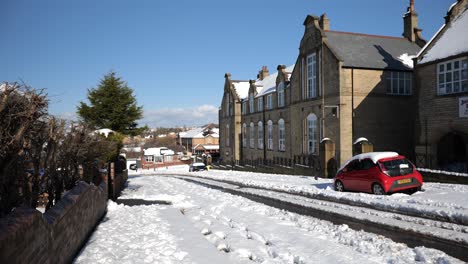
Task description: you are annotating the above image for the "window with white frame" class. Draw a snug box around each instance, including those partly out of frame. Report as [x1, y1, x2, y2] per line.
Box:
[249, 93, 255, 113]
[258, 121, 263, 149]
[277, 82, 285, 107]
[278, 119, 285, 151]
[226, 124, 230, 147]
[307, 53, 317, 99]
[386, 71, 412, 95]
[266, 94, 273, 110]
[242, 101, 247, 114]
[267, 120, 273, 150]
[306, 114, 317, 154]
[257, 96, 263, 112]
[145, 155, 154, 162]
[438, 58, 468, 95]
[250, 122, 255, 148]
[242, 123, 247, 147]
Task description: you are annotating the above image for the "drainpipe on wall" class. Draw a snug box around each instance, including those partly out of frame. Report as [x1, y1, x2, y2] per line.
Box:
[351, 68, 355, 140]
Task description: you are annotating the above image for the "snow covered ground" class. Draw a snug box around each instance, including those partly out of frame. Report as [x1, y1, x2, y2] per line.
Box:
[75, 167, 465, 263]
[149, 166, 468, 225]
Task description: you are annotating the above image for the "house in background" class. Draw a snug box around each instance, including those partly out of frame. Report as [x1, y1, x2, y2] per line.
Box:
[219, 0, 426, 177]
[141, 147, 177, 168]
[414, 0, 468, 173]
[177, 125, 219, 156]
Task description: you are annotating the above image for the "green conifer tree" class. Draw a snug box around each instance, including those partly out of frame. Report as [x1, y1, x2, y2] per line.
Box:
[77, 71, 144, 135]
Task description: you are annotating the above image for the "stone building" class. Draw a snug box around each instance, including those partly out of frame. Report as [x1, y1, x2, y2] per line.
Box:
[220, 1, 426, 177]
[414, 0, 468, 173]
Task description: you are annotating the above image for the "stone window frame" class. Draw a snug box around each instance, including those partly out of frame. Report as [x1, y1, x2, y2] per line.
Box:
[267, 120, 274, 150]
[257, 121, 264, 149]
[306, 114, 318, 154]
[277, 82, 285, 107]
[266, 94, 273, 110]
[437, 57, 468, 95]
[249, 93, 255, 113]
[257, 96, 263, 112]
[249, 122, 255, 148]
[386, 71, 412, 95]
[306, 53, 317, 99]
[242, 123, 247, 148]
[278, 119, 286, 151]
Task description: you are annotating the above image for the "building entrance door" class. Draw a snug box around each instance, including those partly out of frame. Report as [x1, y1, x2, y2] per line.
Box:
[437, 132, 467, 173]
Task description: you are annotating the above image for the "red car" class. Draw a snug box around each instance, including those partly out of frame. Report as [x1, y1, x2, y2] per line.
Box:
[334, 152, 423, 195]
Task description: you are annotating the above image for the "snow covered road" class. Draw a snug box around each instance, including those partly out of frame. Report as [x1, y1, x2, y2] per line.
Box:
[75, 172, 464, 263]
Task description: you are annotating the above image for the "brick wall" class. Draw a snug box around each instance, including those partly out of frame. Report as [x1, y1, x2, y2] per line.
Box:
[0, 181, 108, 263]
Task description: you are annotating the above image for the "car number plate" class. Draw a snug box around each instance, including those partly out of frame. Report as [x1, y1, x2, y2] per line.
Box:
[397, 179, 411, 184]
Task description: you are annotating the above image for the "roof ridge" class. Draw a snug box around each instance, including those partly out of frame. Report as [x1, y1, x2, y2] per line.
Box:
[325, 30, 407, 40]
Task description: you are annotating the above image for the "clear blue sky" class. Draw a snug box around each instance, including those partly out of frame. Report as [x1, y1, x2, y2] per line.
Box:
[1, 0, 453, 127]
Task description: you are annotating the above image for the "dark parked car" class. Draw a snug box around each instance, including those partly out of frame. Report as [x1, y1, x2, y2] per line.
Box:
[129, 164, 137, 170]
[189, 162, 207, 172]
[334, 152, 423, 195]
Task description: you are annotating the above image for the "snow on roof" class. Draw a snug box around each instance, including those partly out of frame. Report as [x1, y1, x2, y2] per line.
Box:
[144, 147, 174, 156]
[398, 53, 416, 69]
[95, 128, 114, 137]
[353, 137, 369, 145]
[419, 8, 468, 64]
[180, 127, 219, 139]
[339, 151, 399, 172]
[202, 145, 219, 150]
[256, 65, 294, 98]
[232, 81, 250, 100]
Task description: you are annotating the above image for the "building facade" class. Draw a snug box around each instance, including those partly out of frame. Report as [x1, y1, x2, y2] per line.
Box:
[220, 1, 426, 177]
[414, 0, 468, 173]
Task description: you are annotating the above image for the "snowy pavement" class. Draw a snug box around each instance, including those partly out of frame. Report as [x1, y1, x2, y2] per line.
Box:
[75, 168, 464, 263]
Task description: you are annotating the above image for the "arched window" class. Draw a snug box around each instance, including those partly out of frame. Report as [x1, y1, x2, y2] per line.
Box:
[225, 124, 230, 147]
[249, 93, 255, 113]
[277, 82, 285, 107]
[258, 121, 263, 149]
[267, 120, 273, 150]
[250, 122, 255, 148]
[242, 123, 247, 148]
[278, 119, 285, 151]
[306, 114, 317, 154]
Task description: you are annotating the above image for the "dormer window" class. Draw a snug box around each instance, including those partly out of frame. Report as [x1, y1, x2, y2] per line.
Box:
[266, 94, 273, 110]
[277, 82, 285, 107]
[257, 97, 263, 112]
[249, 93, 255, 113]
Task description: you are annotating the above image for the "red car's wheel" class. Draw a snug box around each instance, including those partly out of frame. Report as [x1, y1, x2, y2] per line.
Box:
[335, 180, 345, 192]
[372, 183, 386, 195]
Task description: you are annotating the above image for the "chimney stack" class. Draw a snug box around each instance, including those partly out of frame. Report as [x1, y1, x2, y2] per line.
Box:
[319, 13, 330, 31]
[257, 66, 269, 80]
[403, 0, 418, 42]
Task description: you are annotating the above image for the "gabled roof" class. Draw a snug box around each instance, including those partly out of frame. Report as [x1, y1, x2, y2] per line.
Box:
[418, 5, 468, 64]
[180, 126, 220, 139]
[255, 65, 295, 98]
[324, 31, 421, 70]
[232, 81, 250, 100]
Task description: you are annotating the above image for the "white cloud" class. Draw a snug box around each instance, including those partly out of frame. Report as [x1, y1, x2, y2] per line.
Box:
[141, 104, 219, 128]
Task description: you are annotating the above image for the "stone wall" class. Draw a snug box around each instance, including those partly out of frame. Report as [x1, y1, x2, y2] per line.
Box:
[0, 181, 108, 264]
